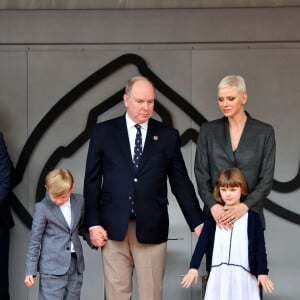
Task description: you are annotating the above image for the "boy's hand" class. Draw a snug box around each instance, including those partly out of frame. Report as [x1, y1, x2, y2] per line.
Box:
[181, 268, 198, 288]
[89, 226, 108, 248]
[24, 275, 35, 287]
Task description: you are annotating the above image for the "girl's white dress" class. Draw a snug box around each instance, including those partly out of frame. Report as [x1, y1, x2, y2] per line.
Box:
[204, 213, 260, 300]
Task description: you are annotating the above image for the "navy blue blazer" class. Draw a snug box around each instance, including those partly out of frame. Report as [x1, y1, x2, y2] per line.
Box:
[0, 132, 14, 230]
[84, 116, 204, 244]
[190, 211, 269, 277]
[195, 113, 276, 228]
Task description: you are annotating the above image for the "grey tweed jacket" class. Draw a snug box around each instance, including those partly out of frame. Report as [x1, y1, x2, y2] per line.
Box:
[25, 193, 86, 276]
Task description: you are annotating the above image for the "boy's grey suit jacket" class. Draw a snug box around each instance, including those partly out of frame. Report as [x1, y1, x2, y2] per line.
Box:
[25, 193, 85, 276]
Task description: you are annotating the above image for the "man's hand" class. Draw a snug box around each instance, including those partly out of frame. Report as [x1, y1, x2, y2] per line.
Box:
[194, 224, 204, 238]
[89, 226, 108, 248]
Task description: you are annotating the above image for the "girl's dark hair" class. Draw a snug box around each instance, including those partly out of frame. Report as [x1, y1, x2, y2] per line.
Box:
[213, 168, 248, 205]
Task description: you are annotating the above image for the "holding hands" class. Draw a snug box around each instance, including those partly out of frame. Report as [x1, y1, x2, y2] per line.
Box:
[89, 226, 108, 248]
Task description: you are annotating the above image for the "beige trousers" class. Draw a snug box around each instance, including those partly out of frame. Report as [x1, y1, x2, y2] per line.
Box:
[102, 220, 167, 300]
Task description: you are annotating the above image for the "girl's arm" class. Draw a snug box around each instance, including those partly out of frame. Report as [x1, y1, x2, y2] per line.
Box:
[181, 268, 198, 288]
[181, 215, 215, 288]
[252, 212, 275, 293]
[257, 274, 274, 294]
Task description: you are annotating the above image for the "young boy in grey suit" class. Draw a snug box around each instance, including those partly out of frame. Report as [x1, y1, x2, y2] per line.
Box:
[24, 169, 89, 300]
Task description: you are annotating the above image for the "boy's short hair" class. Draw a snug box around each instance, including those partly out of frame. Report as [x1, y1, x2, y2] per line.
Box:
[213, 168, 248, 205]
[45, 169, 74, 197]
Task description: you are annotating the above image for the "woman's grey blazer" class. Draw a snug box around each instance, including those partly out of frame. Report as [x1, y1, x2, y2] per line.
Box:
[194, 114, 276, 229]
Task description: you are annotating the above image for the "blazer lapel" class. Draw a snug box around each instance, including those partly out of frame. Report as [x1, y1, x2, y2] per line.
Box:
[45, 196, 70, 229]
[115, 116, 136, 172]
[235, 115, 250, 151]
[70, 195, 80, 230]
[137, 119, 158, 171]
[221, 117, 235, 163]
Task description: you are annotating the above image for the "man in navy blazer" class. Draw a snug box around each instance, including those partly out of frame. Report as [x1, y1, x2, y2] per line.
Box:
[84, 76, 204, 300]
[0, 132, 14, 300]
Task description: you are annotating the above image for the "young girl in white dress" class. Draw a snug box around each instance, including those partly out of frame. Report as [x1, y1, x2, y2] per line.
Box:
[181, 168, 274, 299]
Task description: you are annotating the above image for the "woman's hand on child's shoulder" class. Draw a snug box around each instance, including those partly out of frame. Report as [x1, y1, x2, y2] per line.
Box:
[181, 268, 198, 289]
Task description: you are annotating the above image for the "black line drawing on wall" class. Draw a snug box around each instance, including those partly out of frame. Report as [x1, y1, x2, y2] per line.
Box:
[10, 53, 300, 228]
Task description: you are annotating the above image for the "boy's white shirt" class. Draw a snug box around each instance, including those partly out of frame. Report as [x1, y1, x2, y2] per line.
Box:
[59, 198, 75, 252]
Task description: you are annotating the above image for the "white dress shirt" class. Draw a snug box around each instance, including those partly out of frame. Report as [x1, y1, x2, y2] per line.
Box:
[60, 198, 75, 252]
[126, 113, 148, 159]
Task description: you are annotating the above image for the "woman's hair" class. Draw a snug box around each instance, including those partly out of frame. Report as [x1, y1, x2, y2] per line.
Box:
[45, 169, 74, 197]
[213, 168, 248, 205]
[218, 75, 247, 94]
[125, 76, 154, 96]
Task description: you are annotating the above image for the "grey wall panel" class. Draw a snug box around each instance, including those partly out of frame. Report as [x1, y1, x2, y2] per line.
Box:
[0, 51, 30, 300]
[2, 0, 300, 9]
[1, 8, 300, 44]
